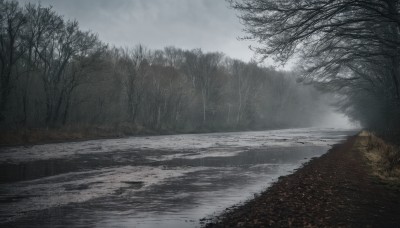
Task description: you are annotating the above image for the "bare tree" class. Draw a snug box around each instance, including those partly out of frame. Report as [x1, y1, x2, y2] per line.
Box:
[36, 18, 101, 126]
[16, 3, 61, 126]
[183, 50, 222, 126]
[119, 45, 150, 124]
[229, 0, 400, 129]
[0, 0, 26, 122]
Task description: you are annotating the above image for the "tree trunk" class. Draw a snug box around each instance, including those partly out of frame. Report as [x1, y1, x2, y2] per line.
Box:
[202, 89, 207, 126]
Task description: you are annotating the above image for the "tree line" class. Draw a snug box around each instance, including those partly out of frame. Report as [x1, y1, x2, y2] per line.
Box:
[0, 1, 331, 134]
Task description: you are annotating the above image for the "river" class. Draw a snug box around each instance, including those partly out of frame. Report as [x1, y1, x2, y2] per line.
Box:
[0, 128, 357, 227]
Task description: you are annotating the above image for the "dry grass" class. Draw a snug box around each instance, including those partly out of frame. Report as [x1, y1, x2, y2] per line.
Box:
[356, 131, 400, 181]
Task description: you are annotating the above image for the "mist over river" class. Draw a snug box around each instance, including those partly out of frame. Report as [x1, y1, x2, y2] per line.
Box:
[0, 128, 357, 227]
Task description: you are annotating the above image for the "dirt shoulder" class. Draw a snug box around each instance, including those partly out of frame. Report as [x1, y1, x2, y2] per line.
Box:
[206, 135, 400, 227]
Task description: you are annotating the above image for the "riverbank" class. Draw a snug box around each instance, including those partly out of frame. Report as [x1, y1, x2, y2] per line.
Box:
[0, 124, 306, 147]
[0, 125, 159, 147]
[205, 133, 400, 227]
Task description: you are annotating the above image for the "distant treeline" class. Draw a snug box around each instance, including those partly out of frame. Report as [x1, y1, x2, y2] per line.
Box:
[0, 1, 330, 134]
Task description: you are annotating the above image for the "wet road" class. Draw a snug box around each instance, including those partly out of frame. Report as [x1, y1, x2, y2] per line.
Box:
[0, 128, 357, 227]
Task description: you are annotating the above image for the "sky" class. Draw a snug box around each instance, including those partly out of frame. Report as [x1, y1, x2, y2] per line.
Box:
[17, 0, 258, 62]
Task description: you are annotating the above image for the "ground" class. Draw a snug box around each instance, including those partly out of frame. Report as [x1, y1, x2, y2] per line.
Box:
[206, 135, 400, 227]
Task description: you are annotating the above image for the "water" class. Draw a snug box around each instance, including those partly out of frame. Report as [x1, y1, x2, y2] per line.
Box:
[0, 128, 357, 227]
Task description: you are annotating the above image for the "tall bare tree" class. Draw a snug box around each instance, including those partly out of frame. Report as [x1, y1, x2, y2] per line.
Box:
[0, 0, 26, 122]
[229, 0, 400, 129]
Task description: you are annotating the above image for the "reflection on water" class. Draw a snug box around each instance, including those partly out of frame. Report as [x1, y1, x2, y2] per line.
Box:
[0, 128, 357, 227]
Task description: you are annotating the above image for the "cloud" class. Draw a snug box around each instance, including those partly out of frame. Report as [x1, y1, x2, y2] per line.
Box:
[17, 0, 255, 61]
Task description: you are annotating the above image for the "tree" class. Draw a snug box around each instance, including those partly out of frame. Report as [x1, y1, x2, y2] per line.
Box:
[0, 0, 26, 122]
[228, 59, 258, 126]
[37, 19, 101, 126]
[119, 45, 150, 124]
[229, 0, 400, 130]
[18, 3, 61, 126]
[183, 49, 222, 126]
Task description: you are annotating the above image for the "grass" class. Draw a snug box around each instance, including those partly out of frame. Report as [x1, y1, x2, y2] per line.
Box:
[356, 131, 400, 182]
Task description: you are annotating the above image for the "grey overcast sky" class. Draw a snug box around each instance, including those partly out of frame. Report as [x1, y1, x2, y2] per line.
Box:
[17, 0, 257, 62]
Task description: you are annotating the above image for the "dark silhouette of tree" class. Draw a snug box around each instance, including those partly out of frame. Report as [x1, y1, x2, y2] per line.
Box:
[229, 0, 400, 130]
[0, 0, 26, 121]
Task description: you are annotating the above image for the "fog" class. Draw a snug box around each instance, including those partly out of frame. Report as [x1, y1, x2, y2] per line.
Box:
[316, 111, 356, 129]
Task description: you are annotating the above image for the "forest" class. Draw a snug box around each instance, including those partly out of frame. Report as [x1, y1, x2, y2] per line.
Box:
[0, 1, 332, 141]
